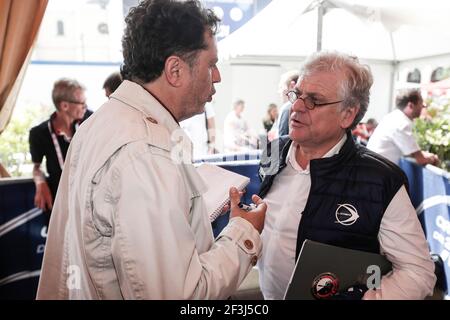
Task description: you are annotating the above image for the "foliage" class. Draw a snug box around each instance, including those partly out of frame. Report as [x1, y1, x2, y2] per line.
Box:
[414, 96, 450, 171]
[0, 103, 52, 177]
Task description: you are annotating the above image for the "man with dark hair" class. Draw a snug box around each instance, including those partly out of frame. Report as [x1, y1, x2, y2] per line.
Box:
[29, 78, 88, 215]
[37, 0, 266, 300]
[367, 88, 439, 166]
[103, 72, 123, 97]
[258, 52, 435, 300]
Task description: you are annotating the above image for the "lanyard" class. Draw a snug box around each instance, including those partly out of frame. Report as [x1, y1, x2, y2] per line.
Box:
[48, 121, 78, 171]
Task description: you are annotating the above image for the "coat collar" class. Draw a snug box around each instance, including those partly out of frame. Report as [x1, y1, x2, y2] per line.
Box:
[110, 80, 193, 163]
[111, 80, 180, 133]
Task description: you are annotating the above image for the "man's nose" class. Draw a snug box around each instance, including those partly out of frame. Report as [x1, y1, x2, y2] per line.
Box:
[291, 97, 306, 112]
[212, 67, 221, 83]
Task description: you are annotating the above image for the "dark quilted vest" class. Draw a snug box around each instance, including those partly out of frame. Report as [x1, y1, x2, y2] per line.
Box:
[258, 132, 408, 259]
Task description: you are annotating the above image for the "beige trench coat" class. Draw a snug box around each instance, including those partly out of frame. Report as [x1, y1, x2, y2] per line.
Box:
[36, 81, 261, 299]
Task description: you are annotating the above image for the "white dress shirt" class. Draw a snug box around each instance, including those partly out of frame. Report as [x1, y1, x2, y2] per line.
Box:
[367, 109, 420, 164]
[259, 134, 435, 300]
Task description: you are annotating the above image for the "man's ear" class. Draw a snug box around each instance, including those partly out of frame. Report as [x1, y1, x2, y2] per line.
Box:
[59, 102, 69, 112]
[164, 56, 184, 87]
[340, 105, 360, 129]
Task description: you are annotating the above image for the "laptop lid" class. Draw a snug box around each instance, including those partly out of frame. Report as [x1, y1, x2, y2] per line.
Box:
[284, 240, 392, 300]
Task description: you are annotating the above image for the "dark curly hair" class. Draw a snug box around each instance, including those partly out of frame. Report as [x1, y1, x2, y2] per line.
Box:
[121, 0, 220, 84]
[395, 88, 421, 110]
[103, 72, 123, 93]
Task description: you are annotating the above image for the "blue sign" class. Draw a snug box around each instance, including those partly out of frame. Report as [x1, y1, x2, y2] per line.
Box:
[399, 158, 450, 297]
[0, 180, 47, 300]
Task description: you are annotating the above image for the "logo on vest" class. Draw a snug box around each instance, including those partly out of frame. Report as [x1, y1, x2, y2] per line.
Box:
[335, 204, 359, 226]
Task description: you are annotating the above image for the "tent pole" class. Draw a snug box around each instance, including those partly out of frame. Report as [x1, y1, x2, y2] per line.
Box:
[389, 31, 398, 111]
[317, 3, 324, 51]
[389, 60, 399, 112]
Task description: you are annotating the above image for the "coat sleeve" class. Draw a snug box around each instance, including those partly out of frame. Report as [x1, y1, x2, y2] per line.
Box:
[99, 144, 261, 299]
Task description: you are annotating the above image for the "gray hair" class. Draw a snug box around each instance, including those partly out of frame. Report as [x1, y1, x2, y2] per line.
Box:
[278, 69, 300, 95]
[300, 51, 373, 129]
[52, 78, 85, 110]
[233, 99, 245, 109]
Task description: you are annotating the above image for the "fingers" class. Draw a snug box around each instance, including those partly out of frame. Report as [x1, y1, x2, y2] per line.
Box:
[37, 194, 53, 211]
[251, 194, 267, 216]
[45, 194, 53, 211]
[434, 155, 440, 165]
[229, 187, 241, 210]
[222, 204, 230, 213]
[35, 195, 44, 210]
[46, 199, 53, 211]
[251, 194, 264, 206]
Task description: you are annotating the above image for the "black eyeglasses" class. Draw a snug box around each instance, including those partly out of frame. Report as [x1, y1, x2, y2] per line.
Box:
[65, 100, 86, 106]
[286, 90, 343, 110]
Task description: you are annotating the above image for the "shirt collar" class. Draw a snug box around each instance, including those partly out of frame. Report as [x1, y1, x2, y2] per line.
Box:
[395, 108, 413, 124]
[49, 112, 79, 142]
[287, 134, 348, 172]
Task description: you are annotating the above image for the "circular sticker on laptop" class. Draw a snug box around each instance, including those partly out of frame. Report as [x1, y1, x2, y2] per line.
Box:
[311, 272, 339, 299]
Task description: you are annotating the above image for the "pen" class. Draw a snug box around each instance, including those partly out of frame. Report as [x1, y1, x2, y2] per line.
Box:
[238, 202, 256, 211]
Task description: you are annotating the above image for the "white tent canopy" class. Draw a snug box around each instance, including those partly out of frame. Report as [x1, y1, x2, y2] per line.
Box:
[218, 0, 450, 62]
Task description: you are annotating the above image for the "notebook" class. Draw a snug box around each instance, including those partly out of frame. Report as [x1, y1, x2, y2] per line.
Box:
[196, 163, 250, 222]
[284, 240, 392, 300]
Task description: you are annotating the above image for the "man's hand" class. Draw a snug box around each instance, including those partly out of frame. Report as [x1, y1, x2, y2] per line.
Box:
[34, 182, 53, 211]
[423, 151, 440, 166]
[412, 150, 440, 166]
[229, 187, 266, 233]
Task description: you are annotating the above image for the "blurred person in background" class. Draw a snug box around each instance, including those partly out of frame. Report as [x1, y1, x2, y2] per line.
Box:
[262, 103, 278, 132]
[103, 72, 123, 98]
[224, 99, 258, 152]
[269, 70, 299, 141]
[0, 162, 10, 178]
[367, 89, 440, 166]
[352, 117, 378, 145]
[29, 78, 89, 217]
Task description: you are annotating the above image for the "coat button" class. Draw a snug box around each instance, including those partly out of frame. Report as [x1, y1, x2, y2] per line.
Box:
[251, 256, 258, 266]
[146, 116, 158, 124]
[244, 240, 254, 250]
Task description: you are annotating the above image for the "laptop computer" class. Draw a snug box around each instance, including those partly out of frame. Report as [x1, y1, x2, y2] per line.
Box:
[284, 240, 392, 300]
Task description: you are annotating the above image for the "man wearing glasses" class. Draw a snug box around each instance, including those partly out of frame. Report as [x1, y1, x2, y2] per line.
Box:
[29, 78, 89, 218]
[257, 51, 436, 299]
